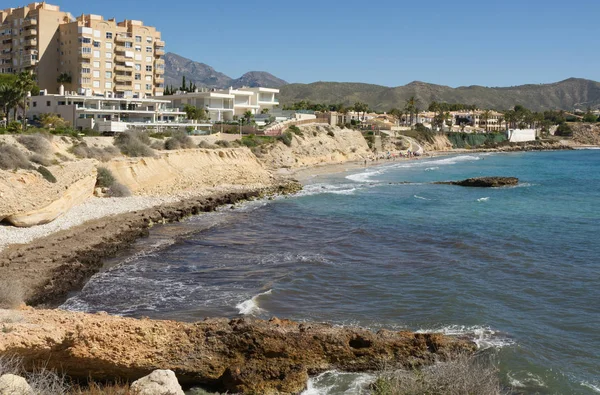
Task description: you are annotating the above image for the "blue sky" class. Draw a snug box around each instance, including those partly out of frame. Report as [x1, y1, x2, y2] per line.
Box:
[41, 0, 600, 87]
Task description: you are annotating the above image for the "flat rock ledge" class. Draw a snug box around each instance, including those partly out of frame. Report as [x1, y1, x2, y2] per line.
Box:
[0, 309, 476, 394]
[436, 176, 519, 187]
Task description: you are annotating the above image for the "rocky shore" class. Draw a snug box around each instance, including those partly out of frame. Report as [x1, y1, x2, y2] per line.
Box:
[0, 308, 475, 394]
[0, 182, 301, 308]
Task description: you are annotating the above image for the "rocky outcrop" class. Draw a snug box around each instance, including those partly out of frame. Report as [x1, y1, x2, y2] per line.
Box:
[105, 148, 273, 196]
[437, 177, 519, 187]
[259, 125, 371, 169]
[0, 309, 476, 395]
[571, 123, 600, 145]
[0, 184, 301, 308]
[0, 161, 97, 227]
[0, 374, 33, 395]
[130, 370, 184, 395]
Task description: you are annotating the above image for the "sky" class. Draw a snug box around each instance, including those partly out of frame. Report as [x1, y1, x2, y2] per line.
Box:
[34, 0, 600, 87]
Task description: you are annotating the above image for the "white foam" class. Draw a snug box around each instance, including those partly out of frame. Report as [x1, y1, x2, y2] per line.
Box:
[477, 197, 490, 202]
[574, 146, 600, 150]
[425, 166, 439, 171]
[302, 371, 375, 395]
[236, 289, 273, 315]
[300, 183, 361, 197]
[582, 382, 600, 393]
[507, 371, 547, 389]
[345, 169, 383, 183]
[414, 195, 431, 201]
[416, 325, 515, 349]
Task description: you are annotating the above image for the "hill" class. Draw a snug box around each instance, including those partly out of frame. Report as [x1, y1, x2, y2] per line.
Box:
[164, 53, 288, 89]
[278, 78, 600, 111]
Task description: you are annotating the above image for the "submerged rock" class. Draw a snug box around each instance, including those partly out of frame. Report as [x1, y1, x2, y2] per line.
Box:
[436, 177, 519, 187]
[0, 309, 476, 395]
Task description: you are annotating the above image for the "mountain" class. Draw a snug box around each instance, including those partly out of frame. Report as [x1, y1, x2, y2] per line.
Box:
[164, 53, 288, 89]
[278, 78, 600, 112]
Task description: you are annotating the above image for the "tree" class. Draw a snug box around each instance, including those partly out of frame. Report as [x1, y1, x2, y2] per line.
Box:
[57, 72, 72, 84]
[243, 110, 254, 124]
[582, 109, 598, 123]
[353, 102, 369, 121]
[481, 110, 492, 132]
[404, 96, 420, 126]
[39, 113, 69, 129]
[261, 108, 270, 115]
[181, 76, 186, 92]
[0, 83, 20, 124]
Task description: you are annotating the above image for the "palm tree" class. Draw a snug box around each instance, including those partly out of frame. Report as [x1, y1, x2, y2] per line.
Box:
[353, 102, 368, 122]
[57, 72, 72, 85]
[243, 110, 253, 124]
[481, 110, 492, 132]
[14, 72, 36, 129]
[404, 96, 420, 126]
[0, 84, 21, 124]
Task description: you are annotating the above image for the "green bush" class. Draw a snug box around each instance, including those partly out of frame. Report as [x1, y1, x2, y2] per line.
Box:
[215, 140, 232, 148]
[198, 140, 217, 149]
[0, 144, 30, 170]
[36, 166, 57, 183]
[276, 131, 293, 147]
[29, 153, 54, 167]
[107, 182, 131, 197]
[71, 143, 120, 162]
[288, 125, 303, 136]
[114, 131, 155, 157]
[96, 167, 116, 188]
[241, 134, 275, 148]
[7, 121, 21, 133]
[327, 130, 335, 137]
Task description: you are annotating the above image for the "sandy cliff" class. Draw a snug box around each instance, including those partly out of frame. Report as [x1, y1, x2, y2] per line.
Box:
[259, 125, 371, 169]
[105, 148, 274, 196]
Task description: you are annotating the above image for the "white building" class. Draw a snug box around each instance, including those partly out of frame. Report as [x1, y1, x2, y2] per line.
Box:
[507, 129, 536, 142]
[27, 90, 187, 133]
[163, 87, 280, 122]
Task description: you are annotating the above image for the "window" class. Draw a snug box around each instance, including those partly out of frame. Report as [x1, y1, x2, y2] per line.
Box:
[105, 61, 112, 69]
[81, 47, 92, 54]
[32, 101, 36, 107]
[93, 50, 100, 58]
[134, 45, 141, 52]
[80, 77, 91, 84]
[105, 71, 112, 78]
[58, 101, 66, 106]
[125, 42, 132, 48]
[106, 32, 112, 39]
[135, 64, 141, 71]
[145, 46, 152, 53]
[135, 35, 141, 42]
[92, 70, 100, 78]
[79, 37, 91, 44]
[145, 65, 152, 72]
[93, 61, 100, 68]
[134, 54, 142, 61]
[81, 67, 90, 74]
[105, 42, 112, 49]
[145, 75, 152, 81]
[145, 84, 152, 90]
[93, 41, 100, 48]
[146, 36, 152, 43]
[134, 83, 141, 90]
[105, 82, 112, 89]
[93, 80, 100, 88]
[145, 56, 152, 62]
[105, 52, 112, 59]
[46, 101, 51, 106]
[134, 73, 141, 80]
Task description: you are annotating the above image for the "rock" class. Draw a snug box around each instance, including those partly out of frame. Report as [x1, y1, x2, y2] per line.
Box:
[437, 177, 519, 187]
[130, 370, 184, 395]
[0, 374, 33, 395]
[0, 309, 476, 395]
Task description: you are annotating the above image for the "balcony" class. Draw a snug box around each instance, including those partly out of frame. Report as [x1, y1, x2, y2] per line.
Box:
[24, 29, 37, 38]
[115, 55, 129, 62]
[155, 68, 164, 75]
[79, 52, 92, 59]
[155, 49, 165, 56]
[115, 83, 133, 91]
[24, 38, 37, 48]
[155, 77, 164, 84]
[115, 74, 132, 82]
[2, 38, 11, 45]
[115, 64, 132, 72]
[154, 58, 164, 65]
[22, 57, 37, 67]
[154, 40, 165, 47]
[115, 34, 133, 43]
[24, 19, 37, 27]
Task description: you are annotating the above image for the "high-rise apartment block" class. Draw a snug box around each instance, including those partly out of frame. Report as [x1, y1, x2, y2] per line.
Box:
[0, 3, 165, 98]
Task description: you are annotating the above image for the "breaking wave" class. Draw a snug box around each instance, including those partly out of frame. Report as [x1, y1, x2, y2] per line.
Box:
[236, 289, 273, 315]
[416, 325, 515, 349]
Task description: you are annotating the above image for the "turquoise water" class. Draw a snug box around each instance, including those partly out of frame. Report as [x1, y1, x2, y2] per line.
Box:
[63, 150, 600, 394]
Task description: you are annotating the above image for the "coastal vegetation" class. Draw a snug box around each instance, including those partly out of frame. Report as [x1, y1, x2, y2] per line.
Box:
[114, 131, 156, 157]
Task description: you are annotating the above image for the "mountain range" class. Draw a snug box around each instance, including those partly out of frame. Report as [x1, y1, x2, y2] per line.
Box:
[164, 53, 600, 111]
[164, 53, 288, 89]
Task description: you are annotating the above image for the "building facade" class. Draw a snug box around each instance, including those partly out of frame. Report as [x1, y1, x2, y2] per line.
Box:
[0, 3, 165, 97]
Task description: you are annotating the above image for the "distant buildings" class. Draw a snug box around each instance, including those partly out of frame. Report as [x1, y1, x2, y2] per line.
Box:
[1, 2, 165, 97]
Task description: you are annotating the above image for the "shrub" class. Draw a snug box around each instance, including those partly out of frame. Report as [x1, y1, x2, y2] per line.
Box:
[0, 144, 30, 170]
[277, 131, 293, 147]
[71, 143, 120, 162]
[288, 125, 303, 136]
[36, 166, 57, 183]
[29, 153, 54, 166]
[17, 133, 53, 155]
[114, 131, 155, 157]
[198, 140, 217, 149]
[107, 182, 131, 197]
[165, 131, 195, 150]
[0, 281, 24, 309]
[327, 130, 335, 137]
[96, 167, 116, 188]
[371, 352, 503, 395]
[215, 140, 232, 148]
[7, 121, 21, 133]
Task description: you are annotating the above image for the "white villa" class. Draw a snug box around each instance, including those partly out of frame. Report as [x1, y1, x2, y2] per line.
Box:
[163, 87, 280, 122]
[27, 89, 188, 133]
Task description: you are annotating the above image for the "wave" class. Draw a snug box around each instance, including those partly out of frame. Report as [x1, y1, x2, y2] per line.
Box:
[414, 195, 431, 201]
[302, 371, 375, 395]
[477, 197, 490, 202]
[425, 167, 439, 171]
[507, 371, 547, 389]
[582, 381, 600, 393]
[345, 169, 384, 183]
[236, 289, 273, 315]
[416, 325, 515, 349]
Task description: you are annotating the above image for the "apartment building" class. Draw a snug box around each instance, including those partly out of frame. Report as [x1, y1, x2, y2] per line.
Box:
[0, 3, 73, 90]
[27, 92, 186, 133]
[163, 87, 280, 122]
[0, 3, 165, 97]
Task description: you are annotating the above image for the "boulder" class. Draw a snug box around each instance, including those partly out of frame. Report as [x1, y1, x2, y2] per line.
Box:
[436, 177, 519, 187]
[130, 370, 184, 395]
[0, 374, 33, 395]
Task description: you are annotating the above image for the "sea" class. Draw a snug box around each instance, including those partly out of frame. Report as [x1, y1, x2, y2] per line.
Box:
[61, 149, 600, 394]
